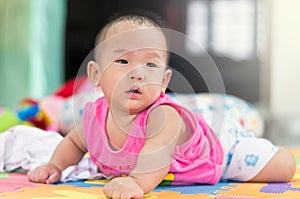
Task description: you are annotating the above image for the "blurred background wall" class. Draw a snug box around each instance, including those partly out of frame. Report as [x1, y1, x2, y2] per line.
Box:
[0, 0, 65, 108]
[0, 0, 30, 108]
[270, 0, 300, 117]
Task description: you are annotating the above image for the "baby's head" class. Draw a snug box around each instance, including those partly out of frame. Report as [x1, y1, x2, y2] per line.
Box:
[95, 10, 166, 46]
[92, 10, 169, 69]
[88, 10, 172, 113]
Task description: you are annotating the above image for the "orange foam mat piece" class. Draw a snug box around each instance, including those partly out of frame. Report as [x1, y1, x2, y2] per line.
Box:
[1, 185, 106, 199]
[1, 184, 215, 199]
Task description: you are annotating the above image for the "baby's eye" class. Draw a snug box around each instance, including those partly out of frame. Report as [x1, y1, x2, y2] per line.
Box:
[146, 62, 157, 68]
[116, 59, 128, 64]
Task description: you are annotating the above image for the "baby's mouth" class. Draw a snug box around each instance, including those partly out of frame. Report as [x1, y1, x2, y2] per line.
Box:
[126, 86, 142, 98]
[126, 87, 142, 94]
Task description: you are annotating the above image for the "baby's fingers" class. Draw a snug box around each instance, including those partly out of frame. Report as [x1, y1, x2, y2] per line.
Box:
[45, 171, 61, 184]
[27, 169, 50, 183]
[103, 178, 144, 199]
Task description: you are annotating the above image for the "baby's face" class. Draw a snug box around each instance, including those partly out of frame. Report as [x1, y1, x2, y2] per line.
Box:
[95, 21, 171, 114]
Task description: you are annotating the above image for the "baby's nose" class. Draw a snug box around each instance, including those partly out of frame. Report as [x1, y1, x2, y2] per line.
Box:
[129, 71, 145, 81]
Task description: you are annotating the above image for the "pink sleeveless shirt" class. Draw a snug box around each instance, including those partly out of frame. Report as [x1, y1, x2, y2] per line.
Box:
[82, 94, 223, 185]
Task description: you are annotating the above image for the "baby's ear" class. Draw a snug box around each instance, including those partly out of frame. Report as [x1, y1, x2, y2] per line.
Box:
[162, 69, 172, 93]
[87, 61, 101, 87]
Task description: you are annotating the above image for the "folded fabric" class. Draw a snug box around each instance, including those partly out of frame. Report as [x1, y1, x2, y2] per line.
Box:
[0, 125, 62, 172]
[0, 125, 104, 182]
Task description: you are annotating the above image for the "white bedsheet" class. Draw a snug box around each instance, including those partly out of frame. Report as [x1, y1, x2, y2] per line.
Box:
[0, 125, 105, 182]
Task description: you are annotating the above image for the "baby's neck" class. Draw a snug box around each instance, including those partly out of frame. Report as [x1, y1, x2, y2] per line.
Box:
[106, 109, 138, 150]
[108, 109, 138, 133]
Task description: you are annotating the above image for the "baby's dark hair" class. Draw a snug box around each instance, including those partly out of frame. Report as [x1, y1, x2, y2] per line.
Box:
[95, 9, 165, 45]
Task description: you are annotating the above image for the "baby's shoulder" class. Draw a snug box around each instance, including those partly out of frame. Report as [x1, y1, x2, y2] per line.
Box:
[148, 104, 181, 122]
[145, 105, 183, 139]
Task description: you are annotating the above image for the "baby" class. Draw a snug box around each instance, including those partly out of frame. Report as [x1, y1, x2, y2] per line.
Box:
[28, 10, 296, 199]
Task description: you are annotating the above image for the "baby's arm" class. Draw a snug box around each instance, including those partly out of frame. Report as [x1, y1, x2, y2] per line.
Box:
[103, 105, 183, 198]
[28, 127, 87, 184]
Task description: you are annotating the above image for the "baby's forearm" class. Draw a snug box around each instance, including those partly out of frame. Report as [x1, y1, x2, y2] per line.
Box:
[130, 165, 170, 193]
[48, 134, 86, 172]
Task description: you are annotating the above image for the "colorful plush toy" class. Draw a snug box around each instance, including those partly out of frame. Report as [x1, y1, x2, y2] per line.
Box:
[0, 96, 64, 133]
[0, 106, 39, 133]
[19, 98, 58, 131]
[0, 76, 92, 134]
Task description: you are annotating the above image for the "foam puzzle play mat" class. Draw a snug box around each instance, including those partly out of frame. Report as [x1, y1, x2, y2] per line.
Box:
[0, 149, 299, 199]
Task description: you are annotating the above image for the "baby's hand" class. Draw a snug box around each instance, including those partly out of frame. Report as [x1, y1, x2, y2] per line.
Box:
[27, 163, 61, 184]
[103, 177, 144, 199]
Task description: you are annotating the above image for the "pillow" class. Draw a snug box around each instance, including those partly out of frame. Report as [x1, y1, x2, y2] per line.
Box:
[59, 92, 264, 137]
